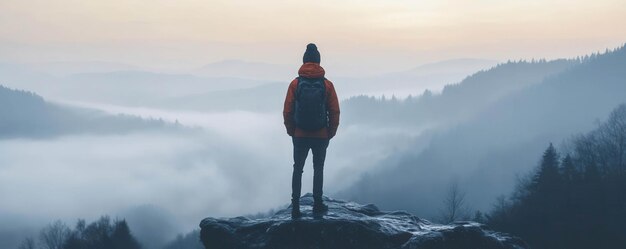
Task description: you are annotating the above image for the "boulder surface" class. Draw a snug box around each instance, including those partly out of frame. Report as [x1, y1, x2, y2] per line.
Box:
[199, 194, 528, 249]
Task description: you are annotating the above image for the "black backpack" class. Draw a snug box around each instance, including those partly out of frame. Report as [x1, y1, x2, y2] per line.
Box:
[294, 76, 328, 131]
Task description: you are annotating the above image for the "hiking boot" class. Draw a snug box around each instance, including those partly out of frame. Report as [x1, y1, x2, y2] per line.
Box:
[291, 200, 302, 219]
[312, 201, 328, 213]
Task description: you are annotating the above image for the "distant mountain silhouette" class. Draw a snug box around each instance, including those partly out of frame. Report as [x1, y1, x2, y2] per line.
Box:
[402, 58, 500, 75]
[335, 58, 500, 98]
[193, 59, 296, 81]
[165, 58, 499, 113]
[342, 58, 577, 126]
[61, 71, 276, 105]
[27, 60, 141, 76]
[160, 83, 285, 112]
[199, 194, 528, 249]
[0, 63, 277, 106]
[0, 58, 503, 112]
[342, 45, 626, 217]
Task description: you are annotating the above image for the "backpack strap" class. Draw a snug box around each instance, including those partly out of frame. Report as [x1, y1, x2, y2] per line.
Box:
[295, 76, 326, 98]
[295, 76, 301, 98]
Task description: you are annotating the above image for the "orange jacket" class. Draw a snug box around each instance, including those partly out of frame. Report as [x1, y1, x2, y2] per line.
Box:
[283, 63, 340, 139]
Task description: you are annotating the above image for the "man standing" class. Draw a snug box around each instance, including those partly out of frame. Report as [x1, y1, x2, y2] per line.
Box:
[283, 43, 340, 219]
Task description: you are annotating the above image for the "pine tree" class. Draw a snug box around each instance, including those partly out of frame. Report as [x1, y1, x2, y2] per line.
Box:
[110, 220, 141, 249]
[516, 143, 563, 248]
[532, 143, 561, 193]
[560, 154, 578, 183]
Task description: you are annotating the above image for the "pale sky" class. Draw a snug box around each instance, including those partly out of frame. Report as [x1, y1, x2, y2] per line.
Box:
[1, 0, 625, 75]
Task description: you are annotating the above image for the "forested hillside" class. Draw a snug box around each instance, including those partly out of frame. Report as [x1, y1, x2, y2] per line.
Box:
[342, 46, 626, 218]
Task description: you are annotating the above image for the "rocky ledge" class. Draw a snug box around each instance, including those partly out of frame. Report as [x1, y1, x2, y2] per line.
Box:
[199, 194, 528, 249]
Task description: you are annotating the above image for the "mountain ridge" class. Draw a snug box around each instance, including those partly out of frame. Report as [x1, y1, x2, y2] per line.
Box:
[0, 85, 173, 138]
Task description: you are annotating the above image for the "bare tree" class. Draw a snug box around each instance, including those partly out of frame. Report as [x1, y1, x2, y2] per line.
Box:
[597, 104, 626, 174]
[39, 220, 70, 249]
[439, 181, 470, 223]
[18, 237, 37, 249]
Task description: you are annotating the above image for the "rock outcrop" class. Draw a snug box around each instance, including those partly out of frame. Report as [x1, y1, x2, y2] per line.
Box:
[199, 194, 528, 249]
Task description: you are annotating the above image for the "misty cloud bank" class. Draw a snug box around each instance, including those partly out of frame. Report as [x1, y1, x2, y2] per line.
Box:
[0, 95, 420, 248]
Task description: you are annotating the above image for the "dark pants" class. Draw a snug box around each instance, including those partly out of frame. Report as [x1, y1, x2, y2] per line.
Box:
[292, 137, 330, 203]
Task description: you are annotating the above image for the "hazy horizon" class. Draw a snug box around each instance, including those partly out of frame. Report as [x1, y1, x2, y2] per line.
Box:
[2, 0, 626, 76]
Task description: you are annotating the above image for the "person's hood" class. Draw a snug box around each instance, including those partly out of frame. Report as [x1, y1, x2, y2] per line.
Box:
[298, 63, 325, 78]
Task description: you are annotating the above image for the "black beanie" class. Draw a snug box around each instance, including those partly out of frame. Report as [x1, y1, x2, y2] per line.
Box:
[303, 43, 321, 64]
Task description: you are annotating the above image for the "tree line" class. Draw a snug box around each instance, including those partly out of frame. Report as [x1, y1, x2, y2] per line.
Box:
[486, 104, 626, 249]
[18, 216, 141, 249]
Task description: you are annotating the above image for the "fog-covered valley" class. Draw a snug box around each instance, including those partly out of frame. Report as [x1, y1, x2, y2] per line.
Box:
[2, 45, 626, 249]
[1, 58, 459, 248]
